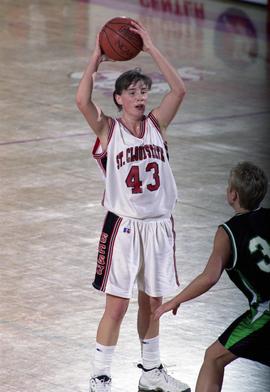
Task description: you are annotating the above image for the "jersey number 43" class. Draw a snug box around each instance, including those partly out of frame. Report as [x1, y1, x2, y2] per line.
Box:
[125, 163, 160, 194]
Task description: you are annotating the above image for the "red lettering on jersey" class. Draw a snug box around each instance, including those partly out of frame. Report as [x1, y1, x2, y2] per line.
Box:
[126, 147, 131, 163]
[116, 151, 124, 169]
[144, 145, 152, 158]
[139, 146, 147, 160]
[118, 144, 166, 169]
[130, 146, 139, 162]
[159, 146, 165, 162]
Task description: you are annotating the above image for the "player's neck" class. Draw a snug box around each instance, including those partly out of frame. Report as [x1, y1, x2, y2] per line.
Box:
[231, 192, 250, 215]
[121, 115, 142, 136]
[234, 205, 250, 215]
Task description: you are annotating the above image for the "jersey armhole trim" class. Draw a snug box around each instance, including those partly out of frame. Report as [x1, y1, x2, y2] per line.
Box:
[221, 223, 237, 270]
[92, 118, 116, 159]
[148, 112, 162, 134]
[92, 138, 106, 159]
[107, 117, 116, 145]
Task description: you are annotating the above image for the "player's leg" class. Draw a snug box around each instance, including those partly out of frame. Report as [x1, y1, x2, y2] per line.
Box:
[137, 290, 161, 341]
[195, 340, 237, 392]
[137, 291, 162, 370]
[90, 212, 135, 391]
[90, 294, 129, 391]
[137, 218, 190, 392]
[137, 292, 190, 392]
[97, 293, 129, 345]
[91, 213, 144, 390]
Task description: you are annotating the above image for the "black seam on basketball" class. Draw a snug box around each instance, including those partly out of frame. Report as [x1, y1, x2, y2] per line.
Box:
[99, 30, 106, 54]
[104, 25, 142, 51]
[104, 20, 134, 26]
[101, 29, 128, 60]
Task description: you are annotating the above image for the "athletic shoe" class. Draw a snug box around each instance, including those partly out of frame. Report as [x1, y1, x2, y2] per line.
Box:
[138, 363, 191, 392]
[89, 375, 111, 392]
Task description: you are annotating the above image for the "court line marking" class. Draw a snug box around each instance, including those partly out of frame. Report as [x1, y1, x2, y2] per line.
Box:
[0, 132, 89, 146]
[0, 110, 269, 146]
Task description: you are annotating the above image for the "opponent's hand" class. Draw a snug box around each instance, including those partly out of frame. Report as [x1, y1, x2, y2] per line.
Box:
[154, 299, 180, 320]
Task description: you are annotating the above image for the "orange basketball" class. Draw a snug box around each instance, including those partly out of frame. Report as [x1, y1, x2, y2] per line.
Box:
[99, 17, 143, 61]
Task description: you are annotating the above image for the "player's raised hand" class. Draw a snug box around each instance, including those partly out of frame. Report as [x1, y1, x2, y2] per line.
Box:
[154, 298, 180, 320]
[92, 33, 111, 64]
[129, 20, 154, 52]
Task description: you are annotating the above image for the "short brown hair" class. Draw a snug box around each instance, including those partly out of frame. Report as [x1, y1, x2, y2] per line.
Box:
[229, 161, 268, 210]
[113, 68, 152, 111]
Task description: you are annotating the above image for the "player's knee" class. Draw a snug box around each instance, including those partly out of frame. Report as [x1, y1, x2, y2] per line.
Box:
[204, 345, 218, 363]
[149, 296, 162, 313]
[105, 302, 128, 322]
[204, 344, 231, 369]
[139, 295, 162, 313]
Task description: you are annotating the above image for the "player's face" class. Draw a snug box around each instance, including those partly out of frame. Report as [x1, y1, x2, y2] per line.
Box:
[117, 81, 149, 117]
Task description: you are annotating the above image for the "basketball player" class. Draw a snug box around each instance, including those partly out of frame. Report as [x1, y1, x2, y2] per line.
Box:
[155, 161, 270, 391]
[76, 20, 190, 392]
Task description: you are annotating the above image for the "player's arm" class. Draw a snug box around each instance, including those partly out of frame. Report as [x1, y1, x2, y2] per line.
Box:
[76, 34, 109, 148]
[154, 226, 232, 319]
[130, 21, 186, 136]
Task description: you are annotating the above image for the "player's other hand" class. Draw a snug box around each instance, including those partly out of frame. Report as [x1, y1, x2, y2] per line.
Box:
[129, 20, 154, 52]
[154, 299, 180, 320]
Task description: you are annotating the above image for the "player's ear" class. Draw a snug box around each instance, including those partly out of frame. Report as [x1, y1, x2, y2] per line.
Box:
[235, 190, 241, 203]
[231, 189, 238, 202]
[115, 94, 122, 106]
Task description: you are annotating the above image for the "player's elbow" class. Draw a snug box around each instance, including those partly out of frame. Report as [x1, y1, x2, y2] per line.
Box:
[75, 93, 86, 112]
[179, 83, 187, 97]
[203, 271, 220, 289]
[172, 84, 187, 100]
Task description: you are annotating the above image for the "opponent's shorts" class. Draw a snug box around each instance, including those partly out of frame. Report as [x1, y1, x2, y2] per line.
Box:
[92, 211, 180, 298]
[218, 305, 270, 366]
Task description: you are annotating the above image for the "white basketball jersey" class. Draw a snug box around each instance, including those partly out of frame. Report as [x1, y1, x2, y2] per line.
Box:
[93, 112, 178, 219]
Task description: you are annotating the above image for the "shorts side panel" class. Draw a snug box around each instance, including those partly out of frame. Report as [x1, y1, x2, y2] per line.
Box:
[218, 309, 270, 366]
[92, 211, 122, 292]
[94, 215, 143, 298]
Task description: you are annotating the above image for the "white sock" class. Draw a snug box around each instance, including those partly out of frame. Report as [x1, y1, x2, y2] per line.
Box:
[141, 336, 161, 370]
[92, 342, 115, 377]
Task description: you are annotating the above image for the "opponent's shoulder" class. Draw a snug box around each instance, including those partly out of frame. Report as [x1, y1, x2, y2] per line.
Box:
[221, 207, 270, 238]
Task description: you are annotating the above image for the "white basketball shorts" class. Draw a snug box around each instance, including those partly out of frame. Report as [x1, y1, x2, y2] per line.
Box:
[92, 211, 180, 298]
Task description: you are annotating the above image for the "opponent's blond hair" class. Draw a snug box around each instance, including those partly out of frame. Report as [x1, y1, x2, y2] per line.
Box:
[229, 161, 268, 210]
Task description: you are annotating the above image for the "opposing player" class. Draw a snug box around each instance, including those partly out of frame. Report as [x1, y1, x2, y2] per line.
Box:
[155, 161, 270, 391]
[76, 20, 190, 392]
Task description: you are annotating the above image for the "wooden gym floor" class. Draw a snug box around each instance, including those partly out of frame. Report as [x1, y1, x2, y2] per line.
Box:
[0, 0, 269, 391]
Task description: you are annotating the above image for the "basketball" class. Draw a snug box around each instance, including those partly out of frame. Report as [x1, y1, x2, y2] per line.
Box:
[99, 17, 143, 61]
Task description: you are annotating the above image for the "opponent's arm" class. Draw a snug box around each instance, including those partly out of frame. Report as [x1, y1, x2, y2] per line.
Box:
[130, 21, 186, 135]
[154, 227, 231, 319]
[76, 34, 109, 147]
